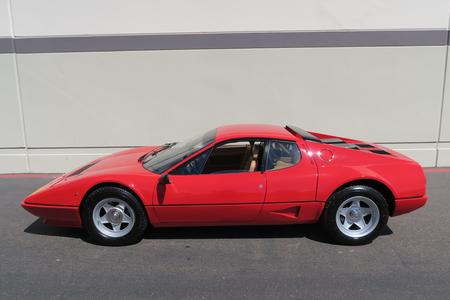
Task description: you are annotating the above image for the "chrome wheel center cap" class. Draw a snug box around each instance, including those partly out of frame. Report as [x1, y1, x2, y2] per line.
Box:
[348, 208, 361, 221]
[107, 208, 123, 224]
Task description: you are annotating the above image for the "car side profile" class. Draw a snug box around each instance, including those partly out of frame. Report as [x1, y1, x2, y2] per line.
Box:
[22, 124, 427, 246]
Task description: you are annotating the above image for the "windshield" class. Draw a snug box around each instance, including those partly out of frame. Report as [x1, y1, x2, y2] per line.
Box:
[143, 129, 217, 174]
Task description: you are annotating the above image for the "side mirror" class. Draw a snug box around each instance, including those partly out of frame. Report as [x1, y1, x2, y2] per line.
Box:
[159, 174, 171, 184]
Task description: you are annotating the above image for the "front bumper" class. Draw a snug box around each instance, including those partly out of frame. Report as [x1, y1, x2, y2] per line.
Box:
[392, 195, 427, 216]
[21, 201, 82, 228]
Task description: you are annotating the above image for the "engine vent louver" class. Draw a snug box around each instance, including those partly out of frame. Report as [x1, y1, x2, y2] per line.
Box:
[369, 149, 390, 155]
[321, 138, 345, 144]
[334, 143, 360, 150]
[322, 139, 391, 155]
[356, 144, 374, 148]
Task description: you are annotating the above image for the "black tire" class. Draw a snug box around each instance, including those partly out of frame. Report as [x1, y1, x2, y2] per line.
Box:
[322, 185, 389, 245]
[81, 186, 148, 246]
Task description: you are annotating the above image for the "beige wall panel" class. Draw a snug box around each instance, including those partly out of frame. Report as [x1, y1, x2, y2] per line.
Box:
[0, 0, 12, 37]
[437, 143, 450, 167]
[18, 47, 445, 148]
[12, 0, 450, 36]
[439, 50, 450, 142]
[28, 148, 126, 173]
[0, 149, 27, 173]
[379, 143, 437, 167]
[0, 54, 25, 147]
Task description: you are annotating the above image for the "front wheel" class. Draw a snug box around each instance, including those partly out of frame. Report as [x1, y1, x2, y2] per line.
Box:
[81, 186, 148, 246]
[322, 185, 389, 245]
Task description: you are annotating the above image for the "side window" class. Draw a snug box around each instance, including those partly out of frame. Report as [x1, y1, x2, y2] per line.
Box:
[266, 140, 301, 171]
[202, 140, 265, 174]
[170, 149, 211, 175]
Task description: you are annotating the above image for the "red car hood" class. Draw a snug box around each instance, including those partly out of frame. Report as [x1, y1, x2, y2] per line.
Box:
[22, 146, 161, 208]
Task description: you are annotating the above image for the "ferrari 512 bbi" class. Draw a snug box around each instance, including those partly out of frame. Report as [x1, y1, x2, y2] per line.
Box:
[22, 124, 427, 245]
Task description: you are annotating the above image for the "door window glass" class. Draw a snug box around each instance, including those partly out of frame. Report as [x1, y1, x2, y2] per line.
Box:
[266, 141, 301, 170]
[201, 140, 265, 174]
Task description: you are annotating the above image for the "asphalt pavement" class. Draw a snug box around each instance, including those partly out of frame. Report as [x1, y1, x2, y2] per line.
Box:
[1, 171, 449, 299]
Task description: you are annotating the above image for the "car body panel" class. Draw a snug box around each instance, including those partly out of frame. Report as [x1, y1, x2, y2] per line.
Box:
[304, 140, 426, 200]
[21, 124, 427, 229]
[256, 202, 325, 225]
[153, 172, 266, 224]
[392, 196, 427, 216]
[22, 203, 82, 227]
[264, 142, 317, 204]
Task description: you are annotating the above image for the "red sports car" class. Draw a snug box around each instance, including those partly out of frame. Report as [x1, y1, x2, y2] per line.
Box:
[22, 124, 427, 245]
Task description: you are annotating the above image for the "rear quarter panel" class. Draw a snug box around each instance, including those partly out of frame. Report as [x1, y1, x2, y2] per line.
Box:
[306, 141, 426, 202]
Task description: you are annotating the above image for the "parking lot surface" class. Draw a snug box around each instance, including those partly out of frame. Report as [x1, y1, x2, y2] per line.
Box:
[1, 171, 449, 299]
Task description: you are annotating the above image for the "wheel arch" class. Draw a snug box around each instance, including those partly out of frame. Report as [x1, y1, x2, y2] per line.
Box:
[329, 179, 395, 215]
[80, 182, 150, 222]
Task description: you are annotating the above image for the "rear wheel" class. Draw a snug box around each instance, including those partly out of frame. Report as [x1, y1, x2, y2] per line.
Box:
[322, 185, 389, 245]
[81, 186, 148, 246]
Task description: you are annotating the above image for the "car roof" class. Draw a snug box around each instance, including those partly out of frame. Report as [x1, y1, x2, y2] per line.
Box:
[215, 124, 296, 141]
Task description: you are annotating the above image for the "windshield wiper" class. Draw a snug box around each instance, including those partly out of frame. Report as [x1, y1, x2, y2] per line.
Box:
[139, 142, 177, 162]
[163, 142, 177, 148]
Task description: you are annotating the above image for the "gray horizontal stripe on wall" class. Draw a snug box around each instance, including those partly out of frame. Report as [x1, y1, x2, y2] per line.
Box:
[0, 38, 14, 53]
[1, 30, 449, 54]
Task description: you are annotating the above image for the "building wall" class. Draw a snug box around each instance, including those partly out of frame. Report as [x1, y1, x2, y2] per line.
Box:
[1, 0, 450, 173]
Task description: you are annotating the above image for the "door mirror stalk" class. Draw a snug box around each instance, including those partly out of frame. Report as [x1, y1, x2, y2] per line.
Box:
[159, 174, 171, 184]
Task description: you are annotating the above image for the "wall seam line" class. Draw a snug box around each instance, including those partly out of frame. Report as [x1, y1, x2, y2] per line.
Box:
[7, 0, 30, 172]
[436, 13, 450, 167]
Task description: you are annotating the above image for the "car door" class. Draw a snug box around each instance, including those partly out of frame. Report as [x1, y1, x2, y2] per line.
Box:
[258, 139, 319, 224]
[153, 140, 267, 225]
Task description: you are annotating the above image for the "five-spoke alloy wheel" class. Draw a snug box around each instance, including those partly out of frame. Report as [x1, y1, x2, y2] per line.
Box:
[322, 185, 389, 245]
[82, 186, 148, 246]
[92, 198, 136, 238]
[335, 196, 380, 238]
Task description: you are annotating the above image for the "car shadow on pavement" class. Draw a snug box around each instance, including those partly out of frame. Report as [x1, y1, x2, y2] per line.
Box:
[24, 218, 394, 246]
[24, 219, 83, 239]
[144, 224, 393, 245]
